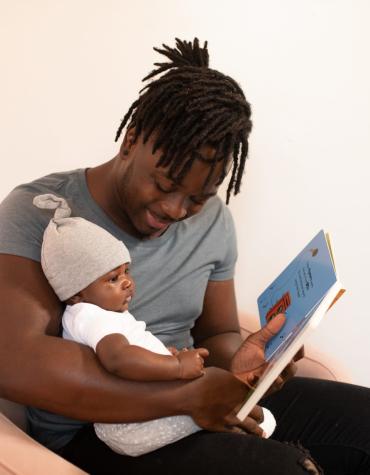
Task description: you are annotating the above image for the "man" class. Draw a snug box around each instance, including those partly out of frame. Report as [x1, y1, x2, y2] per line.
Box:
[0, 38, 369, 475]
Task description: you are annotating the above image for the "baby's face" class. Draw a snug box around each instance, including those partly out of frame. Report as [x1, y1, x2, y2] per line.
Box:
[78, 263, 135, 312]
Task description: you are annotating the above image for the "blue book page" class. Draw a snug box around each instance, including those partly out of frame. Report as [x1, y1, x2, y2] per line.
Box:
[258, 230, 337, 360]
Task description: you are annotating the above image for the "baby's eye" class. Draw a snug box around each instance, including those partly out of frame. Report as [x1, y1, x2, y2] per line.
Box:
[125, 267, 130, 274]
[109, 276, 119, 283]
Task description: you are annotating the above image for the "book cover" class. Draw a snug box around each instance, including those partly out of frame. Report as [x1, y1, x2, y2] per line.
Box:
[236, 230, 345, 421]
[258, 230, 340, 361]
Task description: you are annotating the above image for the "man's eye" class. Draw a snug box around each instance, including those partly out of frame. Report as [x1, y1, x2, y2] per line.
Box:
[190, 197, 206, 206]
[155, 182, 173, 193]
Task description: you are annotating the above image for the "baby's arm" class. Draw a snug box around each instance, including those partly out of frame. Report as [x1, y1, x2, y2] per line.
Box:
[96, 333, 209, 381]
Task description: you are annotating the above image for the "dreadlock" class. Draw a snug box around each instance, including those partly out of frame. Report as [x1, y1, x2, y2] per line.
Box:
[115, 38, 252, 203]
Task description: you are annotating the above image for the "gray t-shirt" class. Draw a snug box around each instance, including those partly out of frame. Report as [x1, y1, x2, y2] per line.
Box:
[0, 168, 237, 450]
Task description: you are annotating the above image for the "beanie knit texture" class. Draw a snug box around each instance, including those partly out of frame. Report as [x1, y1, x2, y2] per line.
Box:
[33, 194, 131, 301]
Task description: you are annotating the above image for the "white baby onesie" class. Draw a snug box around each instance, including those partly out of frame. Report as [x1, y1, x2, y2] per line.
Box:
[62, 302, 201, 456]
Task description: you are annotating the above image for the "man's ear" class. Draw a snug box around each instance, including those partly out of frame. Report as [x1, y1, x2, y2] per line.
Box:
[120, 127, 136, 158]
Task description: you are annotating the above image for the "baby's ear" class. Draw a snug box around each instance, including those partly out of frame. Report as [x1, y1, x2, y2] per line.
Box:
[66, 294, 83, 305]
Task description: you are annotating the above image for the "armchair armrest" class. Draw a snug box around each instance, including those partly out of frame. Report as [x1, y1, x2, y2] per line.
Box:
[0, 407, 87, 474]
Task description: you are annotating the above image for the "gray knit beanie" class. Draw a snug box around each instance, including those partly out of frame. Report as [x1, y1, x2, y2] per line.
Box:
[33, 194, 131, 301]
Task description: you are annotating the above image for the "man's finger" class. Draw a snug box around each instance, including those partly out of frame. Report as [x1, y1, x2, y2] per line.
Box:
[267, 375, 284, 394]
[281, 361, 297, 381]
[225, 414, 264, 437]
[236, 418, 264, 437]
[233, 365, 266, 387]
[247, 313, 286, 348]
[293, 346, 305, 361]
[248, 405, 264, 424]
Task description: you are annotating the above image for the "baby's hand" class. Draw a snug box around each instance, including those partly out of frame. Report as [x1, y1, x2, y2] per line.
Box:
[176, 348, 209, 379]
[167, 346, 180, 356]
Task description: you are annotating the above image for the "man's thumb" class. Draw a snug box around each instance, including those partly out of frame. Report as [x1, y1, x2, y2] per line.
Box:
[248, 313, 286, 347]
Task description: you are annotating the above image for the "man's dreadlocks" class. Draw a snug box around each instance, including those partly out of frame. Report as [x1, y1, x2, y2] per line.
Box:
[115, 38, 252, 203]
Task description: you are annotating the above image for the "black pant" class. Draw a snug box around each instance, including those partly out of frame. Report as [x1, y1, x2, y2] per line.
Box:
[57, 378, 370, 475]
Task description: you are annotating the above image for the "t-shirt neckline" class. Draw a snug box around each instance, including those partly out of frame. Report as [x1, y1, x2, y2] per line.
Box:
[75, 168, 179, 246]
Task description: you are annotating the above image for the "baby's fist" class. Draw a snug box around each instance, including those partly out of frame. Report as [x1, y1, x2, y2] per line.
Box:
[177, 348, 209, 379]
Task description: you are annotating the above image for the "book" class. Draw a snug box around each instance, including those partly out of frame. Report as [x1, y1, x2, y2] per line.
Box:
[236, 230, 345, 421]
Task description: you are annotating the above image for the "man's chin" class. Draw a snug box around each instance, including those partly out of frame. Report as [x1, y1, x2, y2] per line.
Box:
[135, 222, 170, 240]
[147, 226, 170, 239]
[125, 214, 171, 240]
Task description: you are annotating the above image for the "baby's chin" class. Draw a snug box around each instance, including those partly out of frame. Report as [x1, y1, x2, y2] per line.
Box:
[111, 301, 130, 313]
[119, 296, 132, 312]
[82, 300, 130, 313]
[105, 305, 129, 313]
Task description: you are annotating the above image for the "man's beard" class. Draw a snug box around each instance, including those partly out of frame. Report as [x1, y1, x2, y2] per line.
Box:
[117, 162, 149, 238]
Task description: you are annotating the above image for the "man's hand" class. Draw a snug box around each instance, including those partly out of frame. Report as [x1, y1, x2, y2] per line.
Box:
[226, 404, 266, 437]
[185, 366, 264, 436]
[230, 314, 304, 395]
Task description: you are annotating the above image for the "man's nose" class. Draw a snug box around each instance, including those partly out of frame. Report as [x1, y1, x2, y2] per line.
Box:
[160, 196, 187, 221]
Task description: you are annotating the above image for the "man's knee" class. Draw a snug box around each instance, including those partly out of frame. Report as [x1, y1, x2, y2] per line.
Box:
[286, 442, 323, 475]
[300, 458, 322, 474]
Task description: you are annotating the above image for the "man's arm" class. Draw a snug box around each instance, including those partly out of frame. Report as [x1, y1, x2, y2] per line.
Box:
[0, 255, 247, 429]
[96, 334, 208, 380]
[192, 279, 242, 369]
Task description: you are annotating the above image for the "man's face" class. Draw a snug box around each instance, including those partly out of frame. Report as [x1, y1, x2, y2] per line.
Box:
[77, 263, 135, 313]
[114, 131, 230, 239]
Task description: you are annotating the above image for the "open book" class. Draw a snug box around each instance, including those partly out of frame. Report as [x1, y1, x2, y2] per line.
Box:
[237, 230, 345, 421]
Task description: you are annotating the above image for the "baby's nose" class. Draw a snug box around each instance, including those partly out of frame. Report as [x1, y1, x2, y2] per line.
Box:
[122, 279, 131, 289]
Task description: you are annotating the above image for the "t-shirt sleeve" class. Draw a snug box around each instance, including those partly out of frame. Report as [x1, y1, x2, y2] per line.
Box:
[0, 186, 49, 262]
[208, 203, 238, 282]
[63, 305, 136, 352]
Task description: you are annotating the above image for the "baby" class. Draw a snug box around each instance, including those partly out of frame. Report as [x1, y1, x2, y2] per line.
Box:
[33, 193, 276, 457]
[33, 193, 207, 456]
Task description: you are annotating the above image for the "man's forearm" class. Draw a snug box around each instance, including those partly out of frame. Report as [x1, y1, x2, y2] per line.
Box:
[195, 331, 243, 370]
[0, 335, 188, 423]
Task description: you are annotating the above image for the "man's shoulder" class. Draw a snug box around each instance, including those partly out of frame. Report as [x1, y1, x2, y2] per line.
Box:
[0, 169, 85, 262]
[1, 168, 85, 227]
[11, 168, 83, 195]
[188, 195, 234, 232]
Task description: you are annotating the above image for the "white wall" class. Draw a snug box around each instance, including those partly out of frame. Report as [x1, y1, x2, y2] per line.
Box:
[1, 1, 369, 386]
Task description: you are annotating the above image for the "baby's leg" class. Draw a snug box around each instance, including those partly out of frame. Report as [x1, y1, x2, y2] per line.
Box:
[94, 415, 200, 457]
